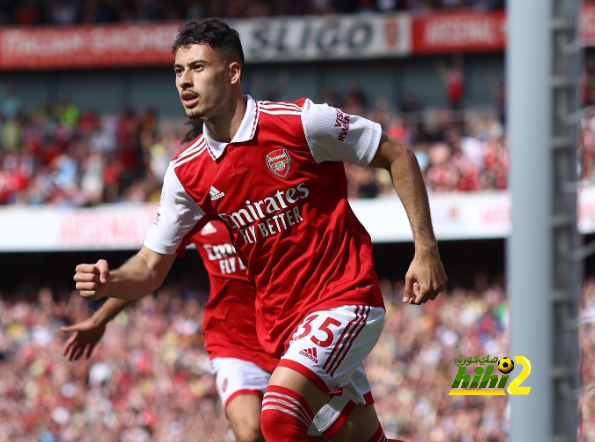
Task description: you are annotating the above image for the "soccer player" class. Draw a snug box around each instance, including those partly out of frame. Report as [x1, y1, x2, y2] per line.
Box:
[73, 19, 447, 442]
[63, 221, 356, 442]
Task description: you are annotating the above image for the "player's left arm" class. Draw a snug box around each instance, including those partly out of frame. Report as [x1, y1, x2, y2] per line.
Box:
[61, 298, 135, 361]
[300, 99, 446, 303]
[368, 133, 448, 304]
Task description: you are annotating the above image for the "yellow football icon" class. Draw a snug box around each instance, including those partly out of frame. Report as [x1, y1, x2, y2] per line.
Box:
[498, 357, 514, 374]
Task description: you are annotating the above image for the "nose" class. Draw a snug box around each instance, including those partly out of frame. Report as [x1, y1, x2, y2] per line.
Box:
[178, 69, 193, 89]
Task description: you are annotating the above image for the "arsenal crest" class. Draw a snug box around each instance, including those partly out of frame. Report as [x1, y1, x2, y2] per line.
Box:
[266, 149, 291, 178]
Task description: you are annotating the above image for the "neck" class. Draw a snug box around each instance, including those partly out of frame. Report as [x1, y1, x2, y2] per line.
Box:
[203, 95, 247, 143]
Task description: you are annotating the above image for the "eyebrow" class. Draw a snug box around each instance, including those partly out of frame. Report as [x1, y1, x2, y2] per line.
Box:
[173, 59, 209, 69]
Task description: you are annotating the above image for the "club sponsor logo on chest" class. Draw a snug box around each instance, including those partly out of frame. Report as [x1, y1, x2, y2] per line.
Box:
[266, 149, 291, 178]
[218, 182, 310, 245]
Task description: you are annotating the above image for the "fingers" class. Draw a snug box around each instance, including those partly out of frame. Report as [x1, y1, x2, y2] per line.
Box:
[86, 342, 97, 359]
[405, 280, 430, 305]
[412, 284, 431, 305]
[63, 332, 77, 357]
[79, 291, 105, 301]
[404, 281, 437, 305]
[75, 264, 101, 274]
[412, 282, 439, 305]
[68, 345, 80, 361]
[63, 331, 97, 361]
[96, 259, 110, 284]
[65, 337, 79, 361]
[75, 282, 100, 291]
[413, 280, 447, 304]
[430, 280, 447, 300]
[405, 256, 448, 305]
[74, 261, 108, 302]
[71, 346, 84, 361]
[403, 273, 414, 303]
[75, 281, 105, 301]
[427, 272, 448, 301]
[409, 282, 420, 304]
[73, 272, 100, 283]
[405, 276, 436, 305]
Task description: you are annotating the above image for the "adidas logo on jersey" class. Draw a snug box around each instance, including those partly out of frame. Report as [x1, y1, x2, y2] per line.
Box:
[209, 186, 225, 201]
[200, 222, 217, 235]
[299, 347, 318, 364]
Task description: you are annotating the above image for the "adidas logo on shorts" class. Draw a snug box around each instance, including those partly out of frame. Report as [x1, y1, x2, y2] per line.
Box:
[299, 347, 318, 364]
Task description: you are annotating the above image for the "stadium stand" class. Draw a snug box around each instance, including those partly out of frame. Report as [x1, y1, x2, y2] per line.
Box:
[0, 0, 507, 26]
[0, 276, 510, 442]
[1, 2, 593, 441]
[0, 85, 511, 205]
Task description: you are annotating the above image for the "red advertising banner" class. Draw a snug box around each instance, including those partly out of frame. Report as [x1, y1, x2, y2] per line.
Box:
[0, 23, 180, 69]
[0, 6, 594, 69]
[582, 3, 595, 45]
[412, 4, 595, 54]
[0, 15, 411, 70]
[412, 11, 506, 54]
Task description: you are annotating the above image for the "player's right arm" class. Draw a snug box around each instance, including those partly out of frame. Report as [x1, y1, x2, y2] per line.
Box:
[74, 164, 206, 302]
[73, 247, 176, 301]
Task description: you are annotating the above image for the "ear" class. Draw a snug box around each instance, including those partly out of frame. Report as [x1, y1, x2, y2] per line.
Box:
[228, 61, 242, 85]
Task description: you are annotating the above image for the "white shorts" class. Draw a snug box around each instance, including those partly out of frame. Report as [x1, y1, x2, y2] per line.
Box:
[279, 305, 384, 405]
[211, 356, 362, 438]
[211, 357, 270, 409]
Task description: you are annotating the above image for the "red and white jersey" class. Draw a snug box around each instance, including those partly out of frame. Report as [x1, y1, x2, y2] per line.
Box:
[145, 96, 385, 357]
[191, 221, 278, 373]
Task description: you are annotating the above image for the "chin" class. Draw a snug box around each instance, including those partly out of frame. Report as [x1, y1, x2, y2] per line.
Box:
[187, 109, 204, 120]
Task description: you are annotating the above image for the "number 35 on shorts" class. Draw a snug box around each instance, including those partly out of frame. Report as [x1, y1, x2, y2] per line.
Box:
[294, 314, 341, 347]
[287, 306, 385, 378]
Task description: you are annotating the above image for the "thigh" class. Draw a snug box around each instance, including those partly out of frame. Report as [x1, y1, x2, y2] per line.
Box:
[267, 365, 331, 416]
[211, 357, 271, 410]
[226, 394, 265, 442]
[279, 305, 384, 398]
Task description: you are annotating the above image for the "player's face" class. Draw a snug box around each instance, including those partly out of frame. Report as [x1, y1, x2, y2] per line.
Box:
[174, 44, 233, 120]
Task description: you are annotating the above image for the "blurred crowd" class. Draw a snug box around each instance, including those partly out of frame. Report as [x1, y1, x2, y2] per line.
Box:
[0, 88, 172, 206]
[0, 273, 512, 442]
[0, 0, 507, 26]
[580, 277, 595, 440]
[7, 274, 595, 441]
[340, 91, 508, 197]
[0, 84, 511, 205]
[6, 273, 595, 441]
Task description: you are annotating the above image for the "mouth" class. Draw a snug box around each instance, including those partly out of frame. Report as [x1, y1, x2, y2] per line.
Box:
[181, 92, 199, 108]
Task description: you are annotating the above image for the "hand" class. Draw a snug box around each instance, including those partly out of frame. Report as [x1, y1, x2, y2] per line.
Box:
[61, 317, 106, 361]
[403, 246, 447, 305]
[74, 259, 110, 301]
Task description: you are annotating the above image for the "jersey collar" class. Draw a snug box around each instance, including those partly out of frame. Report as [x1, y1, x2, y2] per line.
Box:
[202, 95, 259, 160]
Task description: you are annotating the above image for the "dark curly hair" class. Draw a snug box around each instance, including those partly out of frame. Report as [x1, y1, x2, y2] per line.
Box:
[172, 19, 244, 74]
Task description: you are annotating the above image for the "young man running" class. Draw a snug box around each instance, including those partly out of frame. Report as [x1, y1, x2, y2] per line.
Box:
[73, 19, 447, 442]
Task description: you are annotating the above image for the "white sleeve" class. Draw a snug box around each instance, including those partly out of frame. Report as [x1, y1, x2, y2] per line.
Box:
[144, 165, 205, 254]
[301, 98, 382, 166]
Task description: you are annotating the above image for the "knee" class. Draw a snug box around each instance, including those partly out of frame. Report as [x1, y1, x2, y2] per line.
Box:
[260, 385, 313, 441]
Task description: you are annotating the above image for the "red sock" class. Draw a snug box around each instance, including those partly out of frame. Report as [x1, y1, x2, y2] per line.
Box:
[367, 424, 387, 442]
[261, 385, 313, 442]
